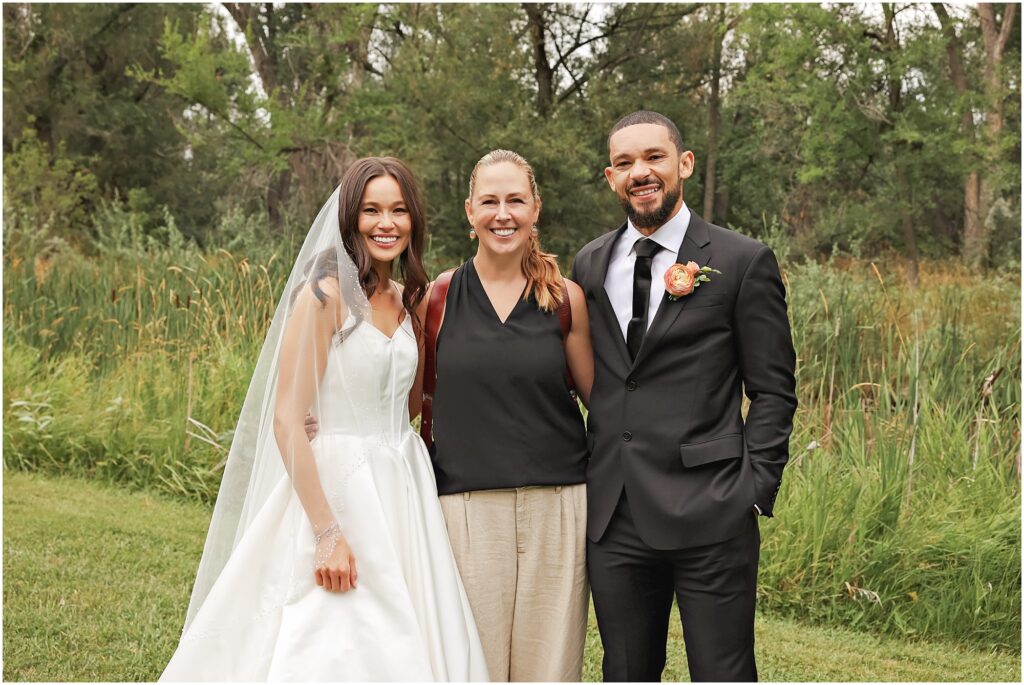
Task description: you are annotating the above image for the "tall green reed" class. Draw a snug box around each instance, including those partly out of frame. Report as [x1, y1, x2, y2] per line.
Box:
[3, 246, 288, 500]
[760, 259, 1020, 648]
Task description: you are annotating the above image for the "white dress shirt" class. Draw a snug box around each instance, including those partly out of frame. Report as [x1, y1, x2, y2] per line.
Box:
[603, 202, 691, 340]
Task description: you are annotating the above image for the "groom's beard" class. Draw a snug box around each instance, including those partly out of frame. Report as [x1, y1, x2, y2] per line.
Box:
[620, 181, 681, 230]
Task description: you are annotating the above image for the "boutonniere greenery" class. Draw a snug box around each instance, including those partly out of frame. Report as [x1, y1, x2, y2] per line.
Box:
[664, 261, 722, 301]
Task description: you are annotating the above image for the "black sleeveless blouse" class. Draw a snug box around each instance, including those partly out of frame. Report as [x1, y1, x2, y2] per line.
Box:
[431, 258, 588, 495]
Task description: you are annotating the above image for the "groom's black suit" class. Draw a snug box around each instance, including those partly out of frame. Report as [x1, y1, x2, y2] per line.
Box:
[572, 213, 797, 682]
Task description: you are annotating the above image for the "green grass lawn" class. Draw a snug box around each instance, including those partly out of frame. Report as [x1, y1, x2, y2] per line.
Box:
[3, 471, 1020, 682]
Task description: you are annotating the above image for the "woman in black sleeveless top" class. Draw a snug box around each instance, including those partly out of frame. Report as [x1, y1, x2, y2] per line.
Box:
[431, 257, 587, 493]
[420, 150, 594, 682]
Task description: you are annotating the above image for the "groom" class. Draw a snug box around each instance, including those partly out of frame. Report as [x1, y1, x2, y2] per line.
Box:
[571, 111, 797, 682]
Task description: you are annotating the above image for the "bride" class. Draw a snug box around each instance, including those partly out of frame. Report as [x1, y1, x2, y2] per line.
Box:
[162, 157, 489, 681]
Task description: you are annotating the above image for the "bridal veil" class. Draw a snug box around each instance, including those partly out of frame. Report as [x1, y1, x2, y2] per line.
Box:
[182, 187, 370, 630]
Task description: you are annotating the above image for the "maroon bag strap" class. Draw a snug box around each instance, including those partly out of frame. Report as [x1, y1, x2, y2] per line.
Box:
[558, 279, 576, 395]
[420, 269, 455, 449]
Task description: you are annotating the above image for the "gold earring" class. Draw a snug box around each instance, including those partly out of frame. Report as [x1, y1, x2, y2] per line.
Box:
[469, 228, 477, 239]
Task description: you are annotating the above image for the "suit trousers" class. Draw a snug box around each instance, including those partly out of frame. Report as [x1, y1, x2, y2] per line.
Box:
[439, 484, 589, 682]
[588, 492, 760, 682]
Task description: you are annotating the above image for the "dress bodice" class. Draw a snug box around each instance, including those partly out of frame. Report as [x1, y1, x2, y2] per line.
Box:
[313, 315, 417, 443]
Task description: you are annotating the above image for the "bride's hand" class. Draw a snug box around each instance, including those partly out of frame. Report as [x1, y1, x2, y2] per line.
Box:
[314, 529, 358, 592]
[304, 413, 319, 441]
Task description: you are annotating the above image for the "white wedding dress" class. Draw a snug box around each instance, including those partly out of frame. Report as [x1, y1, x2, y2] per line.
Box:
[162, 315, 489, 681]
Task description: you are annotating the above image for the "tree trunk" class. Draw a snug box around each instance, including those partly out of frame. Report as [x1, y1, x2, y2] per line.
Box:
[223, 3, 279, 98]
[523, 4, 554, 118]
[934, 2, 1017, 267]
[895, 165, 921, 286]
[703, 6, 724, 222]
[971, 3, 1017, 267]
[715, 185, 730, 225]
[223, 2, 288, 230]
[962, 171, 983, 264]
[978, 4, 1014, 141]
[933, 3, 984, 261]
[883, 4, 919, 287]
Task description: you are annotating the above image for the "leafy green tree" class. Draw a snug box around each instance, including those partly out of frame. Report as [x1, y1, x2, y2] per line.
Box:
[719, 3, 993, 281]
[3, 3, 1018, 265]
[3, 3, 212, 239]
[933, 3, 1019, 267]
[142, 3, 381, 234]
[2, 126, 98, 254]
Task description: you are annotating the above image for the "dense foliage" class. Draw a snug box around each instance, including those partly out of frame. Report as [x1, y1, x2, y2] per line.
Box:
[4, 3, 1021, 272]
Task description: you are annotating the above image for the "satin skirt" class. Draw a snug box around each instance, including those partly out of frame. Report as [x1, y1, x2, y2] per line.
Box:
[161, 431, 489, 681]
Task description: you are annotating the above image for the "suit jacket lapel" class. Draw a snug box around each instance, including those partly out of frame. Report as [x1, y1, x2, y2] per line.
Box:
[589, 224, 631, 369]
[631, 214, 712, 371]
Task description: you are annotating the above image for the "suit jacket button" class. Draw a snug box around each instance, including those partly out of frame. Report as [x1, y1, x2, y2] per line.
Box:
[622, 431, 632, 442]
[626, 379, 638, 391]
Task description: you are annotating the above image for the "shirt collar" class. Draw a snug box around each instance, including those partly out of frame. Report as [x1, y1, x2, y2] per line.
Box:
[624, 201, 691, 256]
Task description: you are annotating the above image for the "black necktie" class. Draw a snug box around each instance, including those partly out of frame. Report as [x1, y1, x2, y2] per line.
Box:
[627, 238, 662, 361]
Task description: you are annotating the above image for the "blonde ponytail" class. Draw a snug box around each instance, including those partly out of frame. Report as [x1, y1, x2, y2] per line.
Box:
[468, 149, 564, 312]
[520, 231, 564, 312]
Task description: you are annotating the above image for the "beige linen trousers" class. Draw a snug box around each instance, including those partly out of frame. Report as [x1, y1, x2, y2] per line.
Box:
[439, 484, 589, 682]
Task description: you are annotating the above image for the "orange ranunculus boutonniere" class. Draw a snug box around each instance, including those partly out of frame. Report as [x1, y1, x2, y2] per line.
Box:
[665, 261, 721, 301]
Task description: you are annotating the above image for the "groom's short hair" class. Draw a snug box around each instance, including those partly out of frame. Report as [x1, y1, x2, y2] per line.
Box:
[608, 111, 684, 153]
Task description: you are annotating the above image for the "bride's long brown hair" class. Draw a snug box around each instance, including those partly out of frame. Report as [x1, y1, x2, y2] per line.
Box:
[307, 157, 428, 334]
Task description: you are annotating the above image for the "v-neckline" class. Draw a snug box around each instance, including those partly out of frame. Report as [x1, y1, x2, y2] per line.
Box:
[366, 312, 408, 342]
[469, 258, 528, 326]
[367, 280, 408, 340]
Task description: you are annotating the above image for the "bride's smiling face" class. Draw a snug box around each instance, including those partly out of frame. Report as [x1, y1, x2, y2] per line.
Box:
[358, 175, 413, 267]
